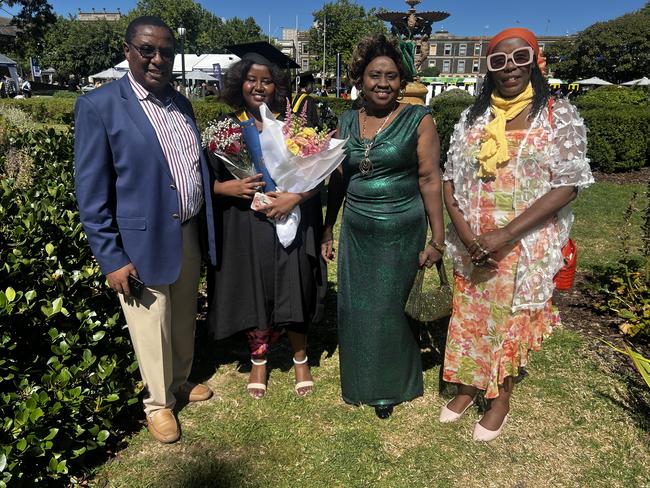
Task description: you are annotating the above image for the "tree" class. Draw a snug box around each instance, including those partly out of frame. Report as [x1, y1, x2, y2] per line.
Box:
[196, 16, 264, 54]
[130, 0, 263, 54]
[545, 2, 650, 83]
[40, 17, 126, 80]
[418, 66, 440, 77]
[308, 0, 388, 82]
[1, 0, 56, 57]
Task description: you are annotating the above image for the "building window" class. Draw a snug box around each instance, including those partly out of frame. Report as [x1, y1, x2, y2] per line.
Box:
[430, 44, 437, 56]
[415, 44, 421, 55]
[457, 60, 465, 73]
[474, 43, 482, 56]
[442, 59, 451, 73]
[428, 59, 437, 67]
[301, 44, 309, 55]
[302, 59, 309, 70]
[539, 42, 545, 51]
[459, 44, 467, 56]
[472, 60, 480, 73]
[444, 43, 452, 55]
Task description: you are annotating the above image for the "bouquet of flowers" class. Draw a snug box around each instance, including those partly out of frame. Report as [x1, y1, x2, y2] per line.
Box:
[258, 100, 347, 247]
[201, 118, 255, 179]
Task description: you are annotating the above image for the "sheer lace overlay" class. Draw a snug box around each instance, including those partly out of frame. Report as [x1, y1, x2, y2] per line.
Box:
[443, 99, 594, 311]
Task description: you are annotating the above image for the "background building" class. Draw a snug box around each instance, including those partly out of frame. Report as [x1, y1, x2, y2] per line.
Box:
[426, 28, 572, 78]
[277, 28, 312, 73]
[76, 9, 123, 22]
[0, 16, 18, 51]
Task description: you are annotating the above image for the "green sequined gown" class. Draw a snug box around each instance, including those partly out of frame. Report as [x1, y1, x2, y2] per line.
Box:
[337, 104, 430, 406]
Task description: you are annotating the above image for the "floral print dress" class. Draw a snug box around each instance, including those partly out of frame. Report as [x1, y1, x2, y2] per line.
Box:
[442, 100, 594, 398]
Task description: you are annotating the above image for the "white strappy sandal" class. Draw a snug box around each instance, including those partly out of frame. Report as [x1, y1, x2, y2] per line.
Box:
[293, 356, 314, 397]
[247, 358, 267, 399]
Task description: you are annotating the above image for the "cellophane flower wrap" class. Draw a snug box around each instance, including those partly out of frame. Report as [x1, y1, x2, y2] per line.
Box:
[258, 101, 347, 247]
[201, 118, 255, 179]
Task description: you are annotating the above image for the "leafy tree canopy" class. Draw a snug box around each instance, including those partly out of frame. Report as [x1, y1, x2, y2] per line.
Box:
[1, 0, 56, 57]
[419, 66, 440, 77]
[130, 0, 263, 54]
[40, 17, 126, 80]
[545, 2, 650, 83]
[308, 0, 388, 79]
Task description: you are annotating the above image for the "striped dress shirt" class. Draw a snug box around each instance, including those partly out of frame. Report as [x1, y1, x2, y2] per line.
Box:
[127, 72, 203, 222]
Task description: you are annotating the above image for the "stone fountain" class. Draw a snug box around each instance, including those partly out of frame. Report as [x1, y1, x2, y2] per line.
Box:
[376, 0, 450, 104]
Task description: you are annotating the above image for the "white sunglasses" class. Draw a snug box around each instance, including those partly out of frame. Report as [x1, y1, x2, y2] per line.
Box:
[487, 46, 534, 72]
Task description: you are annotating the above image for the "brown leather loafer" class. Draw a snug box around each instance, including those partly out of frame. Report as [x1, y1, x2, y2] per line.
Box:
[176, 382, 213, 402]
[146, 408, 180, 444]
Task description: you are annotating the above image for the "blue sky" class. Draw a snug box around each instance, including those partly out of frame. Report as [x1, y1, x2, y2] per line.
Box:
[3, 0, 647, 37]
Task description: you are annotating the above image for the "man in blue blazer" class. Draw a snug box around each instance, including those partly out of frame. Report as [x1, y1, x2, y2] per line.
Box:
[74, 16, 217, 444]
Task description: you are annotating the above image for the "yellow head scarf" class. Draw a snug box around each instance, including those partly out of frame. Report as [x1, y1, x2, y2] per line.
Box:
[477, 82, 534, 178]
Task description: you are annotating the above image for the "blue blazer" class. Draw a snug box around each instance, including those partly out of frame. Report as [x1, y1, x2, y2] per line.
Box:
[74, 75, 217, 285]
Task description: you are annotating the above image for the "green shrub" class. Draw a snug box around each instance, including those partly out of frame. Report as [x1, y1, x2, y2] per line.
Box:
[0, 124, 141, 485]
[0, 105, 35, 131]
[52, 90, 79, 99]
[576, 85, 650, 110]
[313, 96, 352, 116]
[430, 90, 474, 168]
[0, 99, 75, 125]
[581, 107, 650, 172]
[191, 99, 232, 131]
[592, 186, 650, 339]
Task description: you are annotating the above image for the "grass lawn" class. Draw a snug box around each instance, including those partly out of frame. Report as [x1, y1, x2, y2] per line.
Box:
[572, 182, 646, 270]
[92, 181, 650, 487]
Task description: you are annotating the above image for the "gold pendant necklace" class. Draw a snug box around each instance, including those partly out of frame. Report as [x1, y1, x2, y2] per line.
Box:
[359, 104, 397, 177]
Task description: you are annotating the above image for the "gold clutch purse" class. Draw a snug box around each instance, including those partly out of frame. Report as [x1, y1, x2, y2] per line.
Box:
[405, 260, 452, 322]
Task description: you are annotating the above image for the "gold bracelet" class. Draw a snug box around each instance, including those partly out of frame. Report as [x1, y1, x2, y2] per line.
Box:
[427, 239, 446, 254]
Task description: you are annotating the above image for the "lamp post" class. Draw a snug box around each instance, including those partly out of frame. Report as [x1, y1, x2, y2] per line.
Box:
[313, 15, 327, 89]
[177, 25, 186, 92]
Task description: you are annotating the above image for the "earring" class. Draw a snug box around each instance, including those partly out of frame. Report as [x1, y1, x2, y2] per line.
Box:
[398, 88, 405, 100]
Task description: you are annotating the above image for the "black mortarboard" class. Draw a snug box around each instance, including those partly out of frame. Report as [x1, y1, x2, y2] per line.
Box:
[225, 41, 300, 70]
[297, 72, 316, 86]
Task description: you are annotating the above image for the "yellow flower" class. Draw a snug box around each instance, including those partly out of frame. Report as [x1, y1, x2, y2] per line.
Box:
[286, 139, 300, 155]
[301, 127, 316, 137]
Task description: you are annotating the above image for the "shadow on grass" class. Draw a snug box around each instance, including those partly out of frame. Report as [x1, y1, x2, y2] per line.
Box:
[94, 450, 249, 488]
[596, 373, 650, 433]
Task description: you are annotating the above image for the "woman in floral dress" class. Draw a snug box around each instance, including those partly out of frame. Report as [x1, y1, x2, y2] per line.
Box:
[440, 28, 593, 441]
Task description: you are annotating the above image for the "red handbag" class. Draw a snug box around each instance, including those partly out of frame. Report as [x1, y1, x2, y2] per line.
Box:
[554, 239, 577, 290]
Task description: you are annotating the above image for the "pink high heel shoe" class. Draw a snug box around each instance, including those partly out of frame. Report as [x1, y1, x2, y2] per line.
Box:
[473, 414, 508, 442]
[439, 396, 476, 423]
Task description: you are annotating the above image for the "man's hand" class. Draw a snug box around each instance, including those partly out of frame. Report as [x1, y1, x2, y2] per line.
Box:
[107, 263, 138, 296]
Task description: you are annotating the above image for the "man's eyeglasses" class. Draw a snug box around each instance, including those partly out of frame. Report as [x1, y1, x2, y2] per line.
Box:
[127, 42, 175, 62]
[486, 46, 534, 72]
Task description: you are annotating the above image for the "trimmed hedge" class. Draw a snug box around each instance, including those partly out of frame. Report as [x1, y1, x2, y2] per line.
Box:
[581, 108, 650, 172]
[430, 90, 475, 168]
[574, 87, 650, 172]
[0, 122, 141, 485]
[191, 99, 233, 131]
[0, 98, 75, 125]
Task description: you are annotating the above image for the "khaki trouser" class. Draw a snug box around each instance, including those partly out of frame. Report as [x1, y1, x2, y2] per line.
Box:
[119, 219, 201, 415]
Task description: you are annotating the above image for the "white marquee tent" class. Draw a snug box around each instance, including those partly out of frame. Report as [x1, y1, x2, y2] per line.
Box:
[622, 77, 650, 86]
[573, 77, 613, 86]
[0, 53, 19, 84]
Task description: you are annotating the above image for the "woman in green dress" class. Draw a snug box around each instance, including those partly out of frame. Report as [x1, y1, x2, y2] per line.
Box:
[321, 34, 445, 418]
